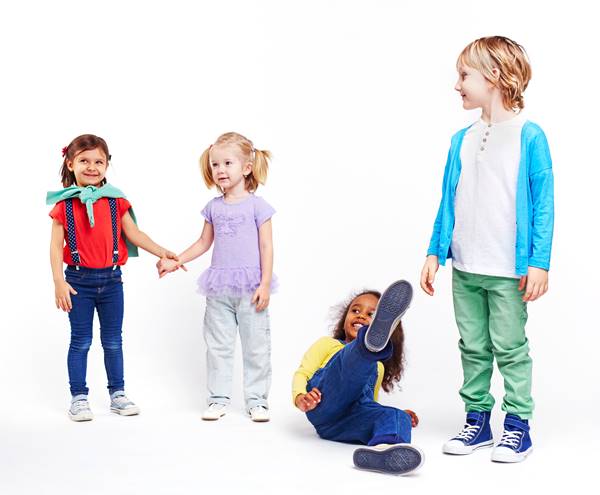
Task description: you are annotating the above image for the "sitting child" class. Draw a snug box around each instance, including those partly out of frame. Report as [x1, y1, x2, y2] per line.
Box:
[293, 280, 424, 475]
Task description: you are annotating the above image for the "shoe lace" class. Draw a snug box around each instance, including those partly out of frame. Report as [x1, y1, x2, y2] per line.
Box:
[498, 429, 522, 448]
[72, 400, 90, 414]
[112, 395, 133, 407]
[454, 423, 480, 441]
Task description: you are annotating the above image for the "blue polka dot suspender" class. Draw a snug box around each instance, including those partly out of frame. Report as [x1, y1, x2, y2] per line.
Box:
[108, 198, 119, 268]
[65, 198, 119, 270]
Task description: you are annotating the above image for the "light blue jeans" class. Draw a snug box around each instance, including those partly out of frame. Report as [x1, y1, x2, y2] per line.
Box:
[203, 295, 271, 411]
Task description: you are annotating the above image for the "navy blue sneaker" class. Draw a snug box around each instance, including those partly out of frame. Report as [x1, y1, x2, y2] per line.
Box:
[442, 411, 494, 455]
[491, 414, 533, 463]
[364, 280, 413, 352]
[353, 443, 424, 475]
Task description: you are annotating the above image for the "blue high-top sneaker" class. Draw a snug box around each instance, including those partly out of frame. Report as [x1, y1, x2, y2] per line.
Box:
[364, 280, 413, 353]
[353, 444, 424, 475]
[442, 411, 494, 455]
[491, 414, 532, 463]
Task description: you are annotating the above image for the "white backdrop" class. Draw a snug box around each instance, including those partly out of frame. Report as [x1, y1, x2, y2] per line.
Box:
[1, 1, 598, 494]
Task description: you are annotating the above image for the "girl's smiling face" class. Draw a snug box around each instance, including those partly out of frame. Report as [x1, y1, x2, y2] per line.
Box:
[67, 147, 108, 187]
[209, 144, 252, 193]
[343, 293, 379, 342]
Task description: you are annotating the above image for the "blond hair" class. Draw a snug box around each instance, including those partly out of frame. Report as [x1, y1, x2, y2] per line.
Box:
[199, 132, 271, 193]
[458, 36, 532, 111]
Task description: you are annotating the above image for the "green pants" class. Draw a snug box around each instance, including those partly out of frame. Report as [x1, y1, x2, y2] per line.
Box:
[452, 268, 533, 419]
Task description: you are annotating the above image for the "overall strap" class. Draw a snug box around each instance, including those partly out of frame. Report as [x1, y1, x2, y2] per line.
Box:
[64, 198, 80, 269]
[108, 198, 119, 268]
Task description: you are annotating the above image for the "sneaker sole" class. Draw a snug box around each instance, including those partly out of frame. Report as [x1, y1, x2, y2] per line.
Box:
[491, 446, 533, 463]
[68, 412, 93, 422]
[202, 412, 226, 421]
[442, 439, 494, 455]
[111, 406, 140, 416]
[365, 280, 413, 352]
[353, 444, 424, 475]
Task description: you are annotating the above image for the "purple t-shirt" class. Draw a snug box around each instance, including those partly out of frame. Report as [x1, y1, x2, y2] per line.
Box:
[198, 194, 277, 297]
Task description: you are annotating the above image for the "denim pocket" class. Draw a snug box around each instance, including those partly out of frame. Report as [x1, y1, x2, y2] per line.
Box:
[65, 269, 85, 283]
[111, 270, 123, 284]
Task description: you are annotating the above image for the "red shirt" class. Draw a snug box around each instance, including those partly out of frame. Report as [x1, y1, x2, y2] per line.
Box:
[50, 197, 132, 268]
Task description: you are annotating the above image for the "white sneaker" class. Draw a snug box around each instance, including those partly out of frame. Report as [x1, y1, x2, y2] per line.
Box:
[202, 403, 227, 421]
[110, 392, 140, 416]
[69, 395, 93, 422]
[249, 405, 270, 422]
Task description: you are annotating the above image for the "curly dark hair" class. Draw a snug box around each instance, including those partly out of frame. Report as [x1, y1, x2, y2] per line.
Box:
[331, 289, 405, 393]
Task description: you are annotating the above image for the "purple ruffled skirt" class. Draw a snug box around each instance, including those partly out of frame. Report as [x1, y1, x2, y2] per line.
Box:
[197, 266, 279, 297]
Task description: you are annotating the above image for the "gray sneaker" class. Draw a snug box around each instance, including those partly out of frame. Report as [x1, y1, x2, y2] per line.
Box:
[110, 391, 140, 416]
[69, 395, 93, 422]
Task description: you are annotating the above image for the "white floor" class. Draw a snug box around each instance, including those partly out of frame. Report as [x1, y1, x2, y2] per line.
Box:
[2, 392, 595, 495]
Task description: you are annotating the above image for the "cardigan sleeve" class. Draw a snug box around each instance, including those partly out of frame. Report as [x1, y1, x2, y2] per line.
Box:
[427, 145, 452, 257]
[528, 129, 554, 270]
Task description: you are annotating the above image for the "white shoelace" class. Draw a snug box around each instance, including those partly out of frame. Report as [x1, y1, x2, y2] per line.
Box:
[112, 396, 133, 408]
[72, 400, 90, 414]
[454, 423, 480, 441]
[498, 430, 522, 448]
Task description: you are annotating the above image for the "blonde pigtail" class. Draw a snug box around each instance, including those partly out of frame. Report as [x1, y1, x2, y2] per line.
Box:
[199, 146, 216, 189]
[248, 148, 272, 191]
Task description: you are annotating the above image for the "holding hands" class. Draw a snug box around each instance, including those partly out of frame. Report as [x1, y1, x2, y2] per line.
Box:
[156, 251, 187, 278]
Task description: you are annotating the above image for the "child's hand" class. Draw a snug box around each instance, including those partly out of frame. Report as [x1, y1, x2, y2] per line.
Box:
[163, 250, 180, 262]
[157, 258, 186, 278]
[295, 388, 322, 412]
[404, 409, 419, 427]
[251, 284, 270, 312]
[55, 279, 77, 312]
[519, 267, 548, 302]
[420, 255, 439, 296]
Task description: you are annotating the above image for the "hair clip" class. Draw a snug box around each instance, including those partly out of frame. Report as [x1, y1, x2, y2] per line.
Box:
[62, 146, 68, 157]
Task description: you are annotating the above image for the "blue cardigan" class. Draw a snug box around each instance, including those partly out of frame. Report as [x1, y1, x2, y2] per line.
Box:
[426, 121, 554, 276]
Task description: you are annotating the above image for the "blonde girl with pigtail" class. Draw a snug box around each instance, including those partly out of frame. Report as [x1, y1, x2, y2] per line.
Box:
[158, 132, 276, 422]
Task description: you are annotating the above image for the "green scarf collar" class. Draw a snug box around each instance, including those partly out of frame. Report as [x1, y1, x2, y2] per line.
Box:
[46, 184, 138, 257]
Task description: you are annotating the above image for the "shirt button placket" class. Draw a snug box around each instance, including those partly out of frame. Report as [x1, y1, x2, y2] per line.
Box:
[480, 123, 492, 152]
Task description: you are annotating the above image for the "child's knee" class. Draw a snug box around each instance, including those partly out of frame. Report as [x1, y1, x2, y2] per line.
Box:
[69, 338, 92, 352]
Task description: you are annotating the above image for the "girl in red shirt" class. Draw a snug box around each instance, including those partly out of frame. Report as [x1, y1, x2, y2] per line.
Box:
[48, 134, 178, 422]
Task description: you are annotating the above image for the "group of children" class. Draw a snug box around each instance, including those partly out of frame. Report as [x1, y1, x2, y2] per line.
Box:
[47, 36, 554, 476]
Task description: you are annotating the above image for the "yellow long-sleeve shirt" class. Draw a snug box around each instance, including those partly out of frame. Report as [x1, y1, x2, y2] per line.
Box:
[292, 336, 385, 404]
